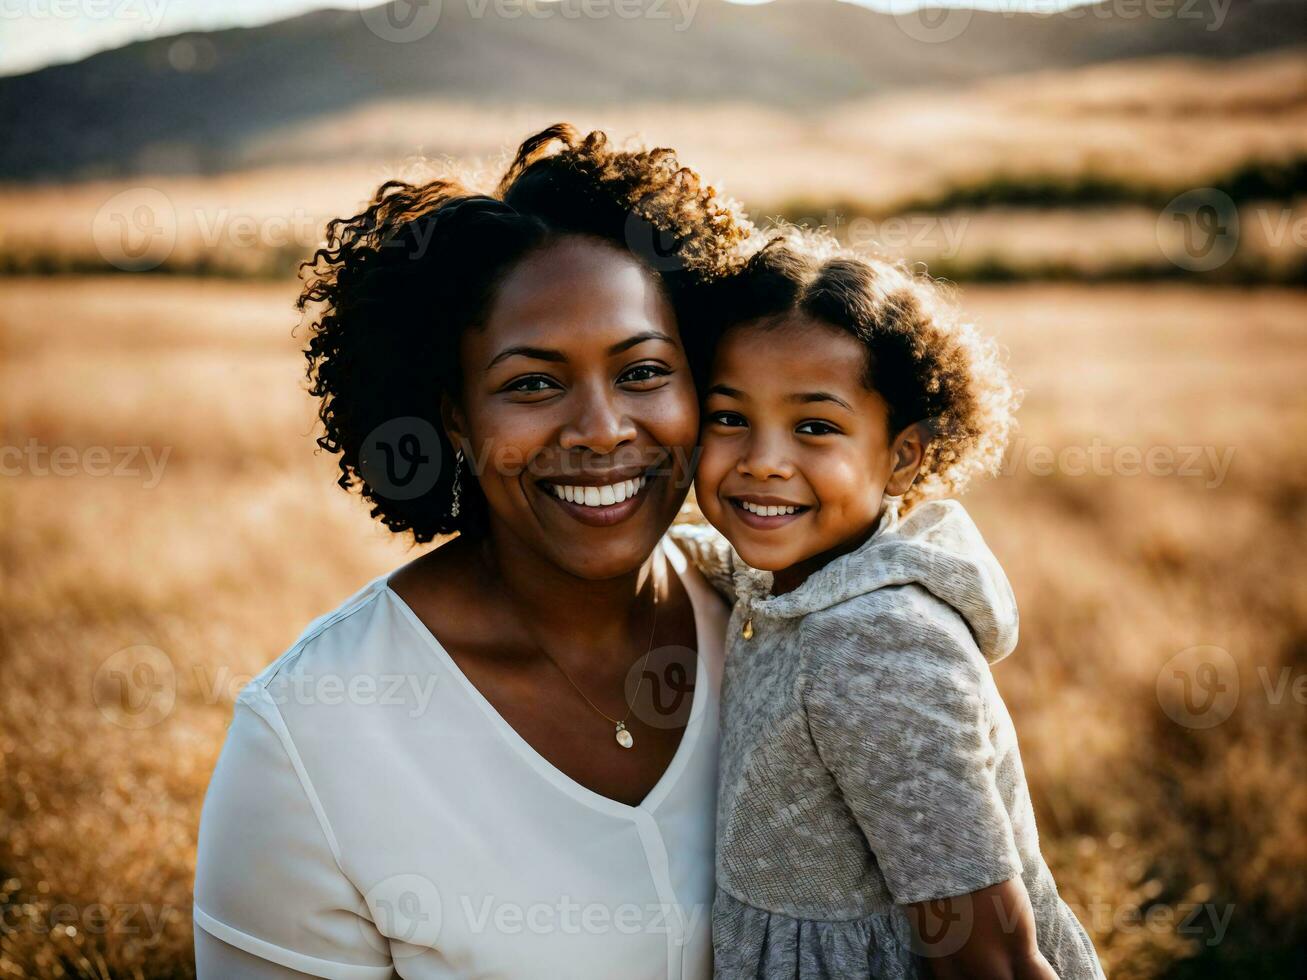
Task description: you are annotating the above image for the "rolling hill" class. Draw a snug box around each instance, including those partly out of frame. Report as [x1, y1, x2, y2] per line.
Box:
[1, 0, 1305, 180]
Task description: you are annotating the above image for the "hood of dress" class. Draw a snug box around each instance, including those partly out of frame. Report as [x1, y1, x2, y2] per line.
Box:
[736, 498, 1019, 664]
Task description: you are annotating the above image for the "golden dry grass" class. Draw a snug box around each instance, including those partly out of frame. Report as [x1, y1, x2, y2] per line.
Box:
[1, 275, 1305, 978]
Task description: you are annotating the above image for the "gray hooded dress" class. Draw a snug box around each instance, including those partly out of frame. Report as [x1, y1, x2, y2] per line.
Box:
[671, 499, 1104, 979]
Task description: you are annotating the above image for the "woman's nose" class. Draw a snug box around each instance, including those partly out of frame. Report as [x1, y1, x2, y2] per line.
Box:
[558, 382, 638, 455]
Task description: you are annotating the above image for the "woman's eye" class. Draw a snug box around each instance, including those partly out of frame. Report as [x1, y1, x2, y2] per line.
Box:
[504, 375, 560, 394]
[708, 411, 747, 428]
[619, 363, 671, 385]
[796, 420, 840, 436]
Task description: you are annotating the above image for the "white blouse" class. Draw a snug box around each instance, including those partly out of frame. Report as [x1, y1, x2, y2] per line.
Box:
[193, 538, 726, 979]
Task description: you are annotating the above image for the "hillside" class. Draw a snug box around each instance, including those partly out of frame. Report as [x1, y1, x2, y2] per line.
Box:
[2, 0, 1306, 180]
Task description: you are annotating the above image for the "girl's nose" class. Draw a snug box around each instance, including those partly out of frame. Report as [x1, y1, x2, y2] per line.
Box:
[558, 382, 638, 456]
[736, 432, 794, 481]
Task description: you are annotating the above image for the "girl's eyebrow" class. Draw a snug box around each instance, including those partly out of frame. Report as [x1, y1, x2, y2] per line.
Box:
[709, 384, 852, 412]
[788, 391, 853, 411]
[707, 384, 745, 399]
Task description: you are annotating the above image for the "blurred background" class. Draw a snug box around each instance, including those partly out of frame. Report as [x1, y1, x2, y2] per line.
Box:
[1, 0, 1305, 976]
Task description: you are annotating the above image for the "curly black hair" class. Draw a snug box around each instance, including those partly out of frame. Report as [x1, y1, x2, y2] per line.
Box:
[705, 229, 1019, 508]
[298, 124, 754, 543]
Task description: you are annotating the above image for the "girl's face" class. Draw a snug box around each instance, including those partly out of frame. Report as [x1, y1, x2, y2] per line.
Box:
[449, 236, 699, 580]
[695, 315, 924, 583]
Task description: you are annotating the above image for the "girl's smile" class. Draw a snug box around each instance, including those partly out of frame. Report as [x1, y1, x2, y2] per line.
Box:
[727, 493, 813, 529]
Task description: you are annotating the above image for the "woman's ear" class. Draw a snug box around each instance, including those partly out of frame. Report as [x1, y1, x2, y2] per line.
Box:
[439, 393, 467, 455]
[885, 421, 929, 496]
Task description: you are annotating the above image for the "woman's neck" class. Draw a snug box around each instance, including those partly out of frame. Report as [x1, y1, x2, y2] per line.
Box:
[480, 524, 663, 649]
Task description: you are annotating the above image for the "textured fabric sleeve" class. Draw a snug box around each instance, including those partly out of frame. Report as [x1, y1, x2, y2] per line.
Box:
[801, 590, 1023, 906]
[668, 522, 738, 603]
[193, 686, 395, 980]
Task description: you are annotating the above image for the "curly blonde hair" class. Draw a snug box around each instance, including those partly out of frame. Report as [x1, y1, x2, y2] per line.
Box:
[706, 228, 1020, 508]
[298, 123, 755, 542]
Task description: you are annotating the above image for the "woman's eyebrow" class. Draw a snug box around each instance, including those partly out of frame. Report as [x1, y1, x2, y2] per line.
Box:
[486, 331, 674, 368]
[487, 344, 567, 368]
[607, 330, 676, 355]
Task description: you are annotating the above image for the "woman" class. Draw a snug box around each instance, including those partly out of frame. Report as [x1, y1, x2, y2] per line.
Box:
[192, 125, 752, 979]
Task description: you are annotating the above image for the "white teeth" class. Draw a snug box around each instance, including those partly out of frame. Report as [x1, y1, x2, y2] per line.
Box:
[740, 500, 800, 516]
[548, 477, 648, 508]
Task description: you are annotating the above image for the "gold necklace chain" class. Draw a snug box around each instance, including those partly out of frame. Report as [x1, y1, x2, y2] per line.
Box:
[535, 578, 659, 750]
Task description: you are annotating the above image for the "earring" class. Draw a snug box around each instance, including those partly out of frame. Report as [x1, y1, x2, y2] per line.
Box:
[450, 448, 464, 519]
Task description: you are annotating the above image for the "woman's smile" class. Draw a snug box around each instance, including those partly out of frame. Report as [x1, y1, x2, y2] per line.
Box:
[536, 468, 658, 527]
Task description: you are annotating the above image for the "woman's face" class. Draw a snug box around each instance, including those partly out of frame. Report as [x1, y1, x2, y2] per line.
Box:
[450, 236, 699, 580]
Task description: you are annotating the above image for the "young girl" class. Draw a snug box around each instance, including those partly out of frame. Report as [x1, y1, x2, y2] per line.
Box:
[674, 235, 1104, 978]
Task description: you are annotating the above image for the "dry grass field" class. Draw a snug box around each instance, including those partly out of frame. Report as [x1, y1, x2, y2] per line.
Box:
[2, 274, 1305, 978]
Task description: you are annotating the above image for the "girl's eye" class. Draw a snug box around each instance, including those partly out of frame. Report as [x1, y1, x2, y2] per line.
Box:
[796, 419, 841, 436]
[708, 411, 747, 428]
[619, 363, 672, 386]
[503, 375, 560, 395]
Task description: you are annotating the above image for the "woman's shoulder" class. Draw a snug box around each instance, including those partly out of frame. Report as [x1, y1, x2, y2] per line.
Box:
[250, 538, 482, 693]
[247, 573, 394, 694]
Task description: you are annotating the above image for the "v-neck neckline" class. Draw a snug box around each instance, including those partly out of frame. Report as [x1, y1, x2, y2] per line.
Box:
[382, 538, 713, 819]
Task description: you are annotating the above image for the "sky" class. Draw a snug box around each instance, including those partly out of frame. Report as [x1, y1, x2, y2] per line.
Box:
[0, 0, 1100, 78]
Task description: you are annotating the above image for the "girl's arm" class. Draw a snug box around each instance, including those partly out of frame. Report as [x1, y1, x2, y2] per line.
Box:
[907, 878, 1059, 980]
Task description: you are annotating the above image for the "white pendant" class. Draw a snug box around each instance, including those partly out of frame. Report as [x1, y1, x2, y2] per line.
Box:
[615, 722, 634, 749]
